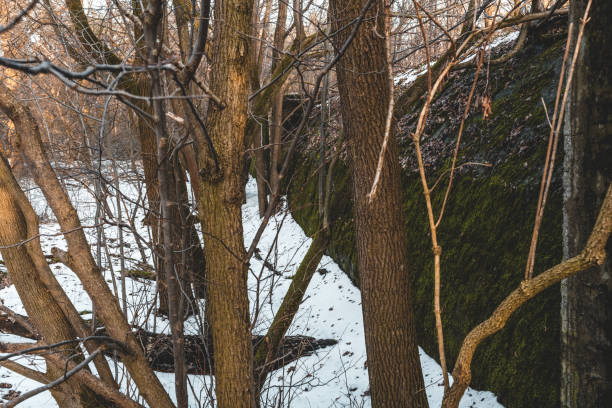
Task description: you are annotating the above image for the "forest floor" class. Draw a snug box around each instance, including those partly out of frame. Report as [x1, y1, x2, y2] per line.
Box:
[0, 173, 503, 407]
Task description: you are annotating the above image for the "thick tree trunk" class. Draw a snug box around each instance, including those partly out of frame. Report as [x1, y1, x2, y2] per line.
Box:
[561, 0, 612, 406]
[0, 86, 120, 384]
[330, 0, 429, 406]
[196, 0, 256, 406]
[0, 153, 103, 408]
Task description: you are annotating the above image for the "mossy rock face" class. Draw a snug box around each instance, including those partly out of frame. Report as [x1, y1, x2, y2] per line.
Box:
[286, 154, 358, 284]
[287, 19, 567, 408]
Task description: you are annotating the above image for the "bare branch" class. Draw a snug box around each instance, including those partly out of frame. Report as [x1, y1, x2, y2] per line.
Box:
[0, 0, 40, 34]
[442, 181, 612, 408]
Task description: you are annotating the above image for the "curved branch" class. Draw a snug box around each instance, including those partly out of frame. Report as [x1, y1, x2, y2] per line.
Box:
[441, 182, 612, 408]
[182, 0, 212, 83]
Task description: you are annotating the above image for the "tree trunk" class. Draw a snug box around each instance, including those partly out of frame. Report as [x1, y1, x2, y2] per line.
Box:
[143, 1, 189, 404]
[561, 0, 612, 406]
[0, 85, 175, 408]
[268, 0, 288, 195]
[196, 0, 256, 406]
[0, 152, 104, 408]
[246, 0, 271, 216]
[330, 0, 429, 406]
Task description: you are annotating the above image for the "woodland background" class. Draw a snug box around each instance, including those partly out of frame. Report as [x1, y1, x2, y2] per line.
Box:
[0, 0, 610, 407]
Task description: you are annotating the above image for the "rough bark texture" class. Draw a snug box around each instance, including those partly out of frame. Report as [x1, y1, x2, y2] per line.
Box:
[0, 85, 174, 408]
[330, 0, 429, 406]
[0, 152, 105, 408]
[289, 21, 573, 406]
[0, 81, 123, 392]
[196, 0, 256, 406]
[561, 0, 612, 406]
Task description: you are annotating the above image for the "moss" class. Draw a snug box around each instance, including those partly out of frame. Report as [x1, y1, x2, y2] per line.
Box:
[403, 175, 563, 407]
[287, 20, 567, 408]
[286, 154, 358, 284]
[126, 268, 156, 280]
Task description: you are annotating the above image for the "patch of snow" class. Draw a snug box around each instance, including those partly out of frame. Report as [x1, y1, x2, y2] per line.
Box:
[394, 29, 520, 86]
[0, 173, 502, 407]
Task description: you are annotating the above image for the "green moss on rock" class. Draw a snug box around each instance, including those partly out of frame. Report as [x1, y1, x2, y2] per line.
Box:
[287, 154, 358, 284]
[287, 19, 567, 408]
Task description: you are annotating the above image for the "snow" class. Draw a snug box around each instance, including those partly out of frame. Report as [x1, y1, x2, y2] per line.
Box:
[0, 172, 502, 407]
[394, 29, 521, 87]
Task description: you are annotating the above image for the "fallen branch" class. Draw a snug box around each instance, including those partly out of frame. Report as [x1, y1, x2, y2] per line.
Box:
[0, 312, 338, 376]
[130, 329, 337, 375]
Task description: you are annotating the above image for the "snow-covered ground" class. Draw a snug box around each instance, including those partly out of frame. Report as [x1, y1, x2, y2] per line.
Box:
[0, 172, 502, 407]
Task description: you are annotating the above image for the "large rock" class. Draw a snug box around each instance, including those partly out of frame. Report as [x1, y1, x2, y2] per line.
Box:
[287, 18, 568, 408]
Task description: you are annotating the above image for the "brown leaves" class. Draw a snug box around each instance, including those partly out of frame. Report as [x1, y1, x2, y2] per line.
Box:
[480, 94, 492, 120]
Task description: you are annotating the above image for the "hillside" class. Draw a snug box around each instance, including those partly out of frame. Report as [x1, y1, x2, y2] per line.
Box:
[287, 17, 568, 408]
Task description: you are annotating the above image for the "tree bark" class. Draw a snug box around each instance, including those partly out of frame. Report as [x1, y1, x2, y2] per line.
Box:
[561, 0, 612, 406]
[0, 152, 108, 407]
[196, 0, 256, 406]
[0, 85, 175, 408]
[330, 0, 429, 406]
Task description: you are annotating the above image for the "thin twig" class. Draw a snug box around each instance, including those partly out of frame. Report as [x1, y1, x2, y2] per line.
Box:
[2, 348, 104, 408]
[525, 0, 590, 280]
[367, 0, 394, 203]
[0, 0, 40, 34]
